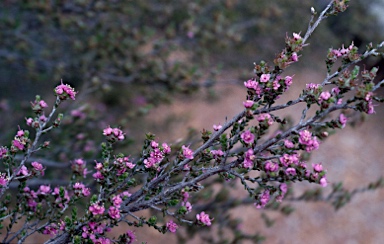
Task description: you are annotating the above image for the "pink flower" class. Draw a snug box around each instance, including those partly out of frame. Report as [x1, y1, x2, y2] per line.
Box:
[39, 100, 48, 108]
[89, 202, 105, 215]
[305, 137, 319, 152]
[291, 52, 298, 62]
[293, 32, 302, 41]
[108, 206, 121, 219]
[182, 145, 194, 160]
[211, 149, 224, 158]
[12, 139, 25, 151]
[0, 173, 8, 186]
[55, 81, 77, 100]
[339, 114, 347, 128]
[103, 126, 125, 142]
[126, 230, 135, 244]
[260, 74, 270, 83]
[121, 191, 132, 198]
[284, 140, 294, 148]
[265, 161, 279, 172]
[93, 171, 104, 180]
[313, 163, 323, 172]
[112, 195, 123, 207]
[272, 79, 281, 90]
[285, 76, 293, 86]
[162, 143, 171, 154]
[144, 157, 156, 168]
[306, 83, 321, 91]
[196, 211, 213, 226]
[43, 224, 58, 237]
[26, 117, 34, 126]
[31, 161, 43, 171]
[241, 130, 255, 145]
[244, 79, 259, 90]
[183, 201, 192, 213]
[319, 91, 331, 102]
[299, 130, 312, 145]
[17, 165, 29, 176]
[320, 177, 328, 187]
[276, 183, 288, 202]
[257, 113, 273, 126]
[243, 149, 255, 169]
[166, 220, 178, 233]
[280, 153, 299, 167]
[285, 167, 296, 176]
[39, 185, 51, 195]
[243, 100, 254, 108]
[255, 190, 270, 208]
[82, 187, 91, 197]
[213, 124, 222, 131]
[0, 147, 7, 158]
[150, 140, 159, 148]
[332, 87, 340, 95]
[280, 183, 288, 194]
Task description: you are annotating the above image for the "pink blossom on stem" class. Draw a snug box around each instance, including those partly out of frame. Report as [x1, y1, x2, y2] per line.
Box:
[319, 91, 331, 102]
[241, 130, 255, 145]
[313, 163, 323, 172]
[244, 79, 259, 90]
[108, 206, 121, 219]
[182, 145, 194, 160]
[150, 140, 159, 148]
[211, 149, 224, 158]
[38, 185, 51, 195]
[285, 76, 293, 87]
[293, 32, 302, 41]
[0, 173, 8, 186]
[12, 139, 25, 151]
[31, 161, 44, 175]
[299, 130, 312, 145]
[196, 211, 213, 226]
[265, 161, 279, 172]
[112, 195, 123, 207]
[0, 147, 7, 159]
[55, 81, 77, 100]
[255, 190, 270, 209]
[339, 114, 348, 128]
[183, 201, 192, 213]
[43, 224, 58, 237]
[291, 52, 298, 62]
[17, 165, 29, 176]
[272, 79, 281, 90]
[243, 149, 255, 168]
[260, 74, 270, 83]
[26, 117, 34, 126]
[103, 126, 125, 142]
[166, 220, 178, 233]
[243, 100, 254, 108]
[285, 167, 296, 176]
[89, 202, 105, 215]
[162, 143, 171, 154]
[213, 124, 222, 131]
[320, 177, 328, 187]
[284, 140, 294, 148]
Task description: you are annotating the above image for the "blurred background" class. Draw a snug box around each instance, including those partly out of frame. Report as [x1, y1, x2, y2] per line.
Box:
[1, 0, 384, 243]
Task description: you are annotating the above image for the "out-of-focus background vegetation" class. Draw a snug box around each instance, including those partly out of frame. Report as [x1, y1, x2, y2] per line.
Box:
[1, 0, 384, 243]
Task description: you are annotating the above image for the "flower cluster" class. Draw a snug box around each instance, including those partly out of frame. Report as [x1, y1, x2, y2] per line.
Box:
[144, 140, 171, 169]
[54, 81, 77, 100]
[103, 126, 125, 143]
[299, 130, 320, 152]
[11, 127, 29, 153]
[196, 211, 213, 226]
